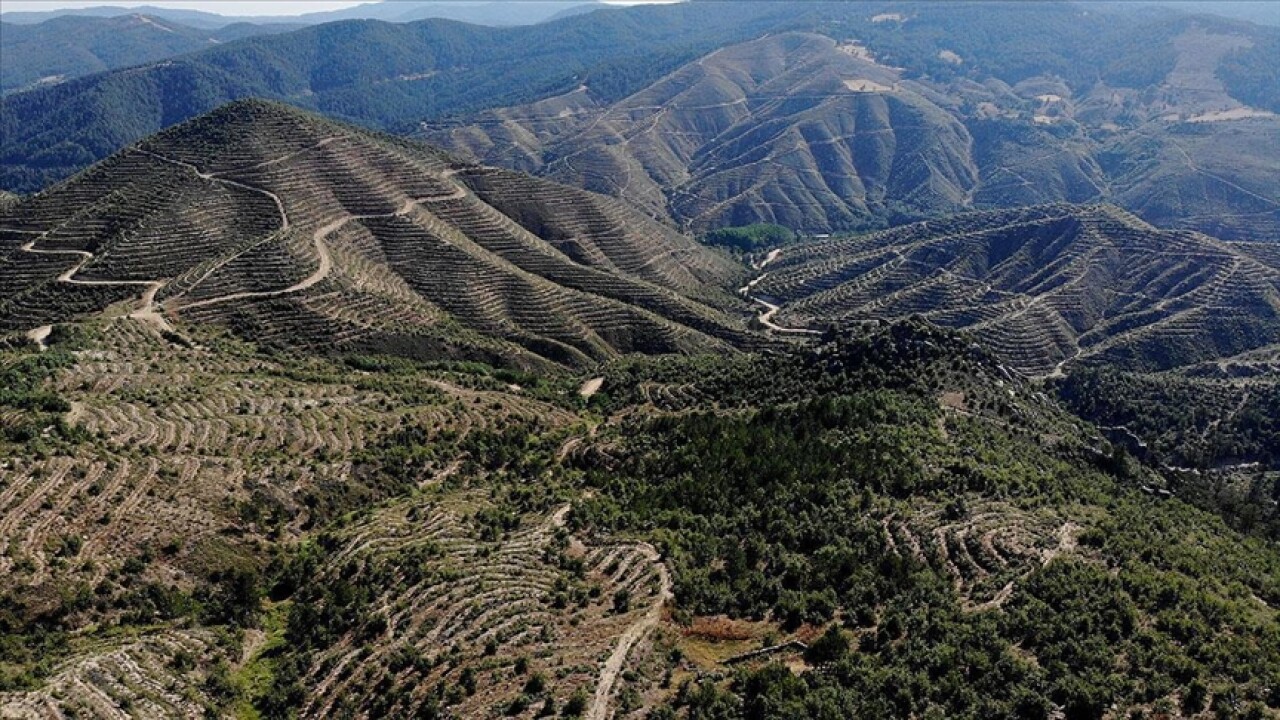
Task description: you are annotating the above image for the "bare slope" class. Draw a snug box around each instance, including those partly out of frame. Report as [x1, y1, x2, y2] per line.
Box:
[752, 204, 1280, 376]
[0, 100, 752, 369]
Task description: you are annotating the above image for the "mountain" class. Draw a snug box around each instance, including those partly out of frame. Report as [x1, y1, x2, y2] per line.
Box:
[295, 1, 602, 26]
[0, 3, 800, 193]
[0, 14, 298, 94]
[426, 32, 980, 232]
[1126, 1, 1280, 27]
[0, 100, 752, 369]
[748, 204, 1280, 376]
[0, 4, 261, 28]
[423, 15, 1280, 239]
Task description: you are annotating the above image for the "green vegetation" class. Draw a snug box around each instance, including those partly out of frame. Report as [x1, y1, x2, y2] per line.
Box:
[1220, 32, 1280, 113]
[1058, 367, 1280, 538]
[570, 323, 1280, 718]
[700, 224, 797, 253]
[0, 14, 291, 94]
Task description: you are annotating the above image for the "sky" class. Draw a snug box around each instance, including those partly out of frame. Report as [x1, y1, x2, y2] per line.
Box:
[0, 0, 670, 16]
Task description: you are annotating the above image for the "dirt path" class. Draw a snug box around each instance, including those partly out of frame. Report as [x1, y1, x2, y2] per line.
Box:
[18, 240, 169, 330]
[754, 248, 781, 271]
[137, 149, 291, 232]
[739, 249, 821, 336]
[587, 542, 672, 720]
[175, 189, 465, 312]
[752, 297, 821, 335]
[12, 145, 304, 334]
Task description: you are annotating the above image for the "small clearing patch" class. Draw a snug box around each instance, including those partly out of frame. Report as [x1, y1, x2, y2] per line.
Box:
[844, 78, 893, 93]
[580, 377, 604, 399]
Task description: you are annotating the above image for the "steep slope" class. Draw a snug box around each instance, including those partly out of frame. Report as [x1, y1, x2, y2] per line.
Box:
[0, 14, 295, 94]
[0, 100, 752, 369]
[751, 204, 1280, 375]
[428, 33, 979, 233]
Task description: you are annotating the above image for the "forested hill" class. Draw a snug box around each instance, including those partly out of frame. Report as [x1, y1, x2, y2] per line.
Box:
[0, 14, 296, 94]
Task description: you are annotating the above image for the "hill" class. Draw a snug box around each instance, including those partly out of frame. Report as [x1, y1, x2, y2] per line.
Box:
[0, 100, 753, 369]
[295, 1, 602, 26]
[0, 14, 296, 94]
[0, 1, 602, 28]
[749, 204, 1280, 376]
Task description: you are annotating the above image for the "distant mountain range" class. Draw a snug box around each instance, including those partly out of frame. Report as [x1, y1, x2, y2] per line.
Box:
[418, 10, 1280, 240]
[0, 1, 603, 28]
[0, 2, 800, 193]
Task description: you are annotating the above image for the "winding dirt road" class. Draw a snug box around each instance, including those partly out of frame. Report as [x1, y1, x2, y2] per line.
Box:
[739, 248, 821, 335]
[587, 542, 673, 720]
[17, 239, 171, 332]
[14, 145, 472, 331]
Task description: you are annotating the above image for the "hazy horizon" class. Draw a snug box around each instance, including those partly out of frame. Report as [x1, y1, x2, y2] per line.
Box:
[0, 0, 673, 17]
[1, 0, 370, 16]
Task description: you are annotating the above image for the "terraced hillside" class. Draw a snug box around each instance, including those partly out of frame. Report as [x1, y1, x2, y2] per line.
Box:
[750, 204, 1280, 376]
[1, 303, 1279, 717]
[0, 313, 678, 719]
[568, 323, 1280, 717]
[428, 33, 977, 233]
[0, 100, 753, 370]
[424, 21, 1280, 240]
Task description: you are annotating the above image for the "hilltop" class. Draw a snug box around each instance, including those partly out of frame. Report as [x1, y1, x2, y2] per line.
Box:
[0, 100, 753, 369]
